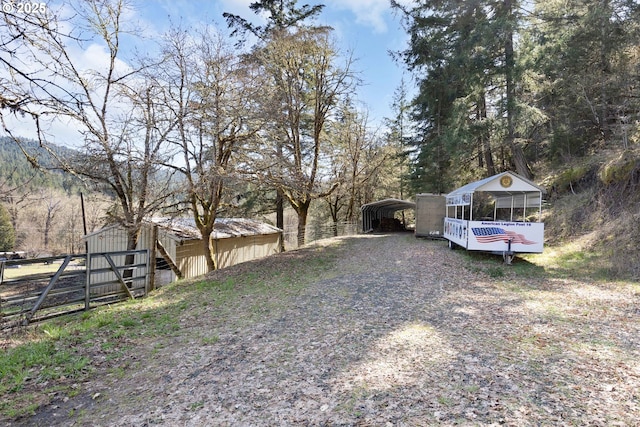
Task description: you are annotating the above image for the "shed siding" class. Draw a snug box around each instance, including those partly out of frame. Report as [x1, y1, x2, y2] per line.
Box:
[215, 233, 280, 270]
[176, 240, 208, 279]
[87, 225, 181, 286]
[85, 220, 282, 285]
[86, 226, 127, 291]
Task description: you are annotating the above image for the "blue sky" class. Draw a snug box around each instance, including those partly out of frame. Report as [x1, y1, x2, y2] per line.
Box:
[136, 0, 412, 128]
[1, 0, 413, 144]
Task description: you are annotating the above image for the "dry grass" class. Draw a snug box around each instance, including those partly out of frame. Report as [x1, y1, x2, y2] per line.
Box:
[541, 148, 640, 281]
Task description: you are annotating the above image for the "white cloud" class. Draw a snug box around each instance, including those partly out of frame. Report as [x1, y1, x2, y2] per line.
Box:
[326, 0, 392, 33]
[79, 43, 133, 78]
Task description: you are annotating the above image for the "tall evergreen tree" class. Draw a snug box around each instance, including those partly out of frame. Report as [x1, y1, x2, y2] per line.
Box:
[224, 0, 325, 44]
[392, 0, 533, 186]
[384, 78, 413, 198]
[524, 0, 640, 158]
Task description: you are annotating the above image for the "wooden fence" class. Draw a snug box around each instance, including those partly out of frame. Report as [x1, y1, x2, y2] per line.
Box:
[0, 249, 148, 329]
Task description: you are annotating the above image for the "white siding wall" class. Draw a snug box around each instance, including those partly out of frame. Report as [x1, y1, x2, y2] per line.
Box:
[214, 234, 281, 270]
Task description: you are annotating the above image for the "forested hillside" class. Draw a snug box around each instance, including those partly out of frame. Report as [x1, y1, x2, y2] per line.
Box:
[0, 137, 81, 191]
[0, 138, 111, 256]
[392, 0, 640, 278]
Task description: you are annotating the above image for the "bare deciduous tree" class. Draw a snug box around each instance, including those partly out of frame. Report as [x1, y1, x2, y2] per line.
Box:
[325, 101, 389, 234]
[1, 0, 177, 250]
[161, 27, 265, 271]
[258, 27, 356, 246]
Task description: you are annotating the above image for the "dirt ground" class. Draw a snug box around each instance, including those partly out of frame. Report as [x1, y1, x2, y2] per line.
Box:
[9, 234, 640, 426]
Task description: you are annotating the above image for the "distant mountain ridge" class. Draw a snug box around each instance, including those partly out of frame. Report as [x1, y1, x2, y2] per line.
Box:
[0, 137, 82, 193]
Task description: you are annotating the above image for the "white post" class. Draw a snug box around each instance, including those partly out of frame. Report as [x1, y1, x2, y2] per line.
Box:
[539, 191, 543, 221]
[510, 195, 514, 222]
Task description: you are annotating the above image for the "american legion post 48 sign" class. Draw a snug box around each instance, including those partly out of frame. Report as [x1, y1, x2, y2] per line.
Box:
[443, 171, 545, 263]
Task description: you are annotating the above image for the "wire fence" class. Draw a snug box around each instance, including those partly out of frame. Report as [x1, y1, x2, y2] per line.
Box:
[281, 221, 360, 250]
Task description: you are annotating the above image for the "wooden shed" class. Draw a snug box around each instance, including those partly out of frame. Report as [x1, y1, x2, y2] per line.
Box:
[85, 218, 283, 286]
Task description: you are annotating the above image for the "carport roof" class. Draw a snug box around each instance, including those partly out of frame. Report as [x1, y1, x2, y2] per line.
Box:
[361, 198, 416, 232]
[361, 198, 416, 214]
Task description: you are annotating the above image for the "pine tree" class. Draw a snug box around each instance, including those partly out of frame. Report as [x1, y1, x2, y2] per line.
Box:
[392, 0, 533, 183]
[524, 0, 640, 156]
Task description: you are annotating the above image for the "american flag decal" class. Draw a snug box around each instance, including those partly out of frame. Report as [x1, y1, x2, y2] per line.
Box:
[471, 227, 537, 245]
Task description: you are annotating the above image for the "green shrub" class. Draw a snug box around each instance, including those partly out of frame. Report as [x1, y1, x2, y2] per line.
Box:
[599, 151, 638, 185]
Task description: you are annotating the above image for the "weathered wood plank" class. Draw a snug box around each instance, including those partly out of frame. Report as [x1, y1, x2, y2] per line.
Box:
[156, 240, 183, 280]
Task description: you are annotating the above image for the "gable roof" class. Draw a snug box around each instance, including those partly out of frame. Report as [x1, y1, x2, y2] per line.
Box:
[446, 171, 546, 209]
[447, 171, 545, 198]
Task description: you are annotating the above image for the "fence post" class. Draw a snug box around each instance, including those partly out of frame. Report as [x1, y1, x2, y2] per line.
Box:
[149, 226, 157, 292]
[85, 252, 91, 311]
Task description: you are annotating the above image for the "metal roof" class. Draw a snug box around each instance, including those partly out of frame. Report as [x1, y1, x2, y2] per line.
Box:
[149, 217, 282, 240]
[446, 171, 545, 208]
[447, 171, 545, 197]
[361, 198, 416, 213]
[84, 218, 282, 242]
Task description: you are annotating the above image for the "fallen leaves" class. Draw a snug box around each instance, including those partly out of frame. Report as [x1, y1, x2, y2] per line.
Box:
[8, 234, 640, 426]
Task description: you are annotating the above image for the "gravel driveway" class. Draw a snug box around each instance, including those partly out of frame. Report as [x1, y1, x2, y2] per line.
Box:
[16, 234, 640, 426]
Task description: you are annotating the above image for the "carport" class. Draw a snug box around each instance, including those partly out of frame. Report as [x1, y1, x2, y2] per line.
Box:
[361, 198, 416, 232]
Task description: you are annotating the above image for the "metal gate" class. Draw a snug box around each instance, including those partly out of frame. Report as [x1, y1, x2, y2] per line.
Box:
[1, 249, 148, 329]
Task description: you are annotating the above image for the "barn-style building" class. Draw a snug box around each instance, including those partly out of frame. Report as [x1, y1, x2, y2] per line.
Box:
[84, 218, 283, 287]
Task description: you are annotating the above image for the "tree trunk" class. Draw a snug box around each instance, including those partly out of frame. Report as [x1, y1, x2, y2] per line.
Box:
[203, 231, 217, 272]
[123, 227, 140, 287]
[599, 0, 610, 142]
[43, 215, 51, 250]
[276, 138, 285, 252]
[503, 0, 532, 179]
[478, 93, 495, 176]
[329, 199, 339, 237]
[296, 203, 309, 247]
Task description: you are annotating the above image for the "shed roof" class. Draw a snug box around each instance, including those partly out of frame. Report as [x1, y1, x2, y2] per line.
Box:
[84, 218, 281, 242]
[150, 217, 281, 240]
